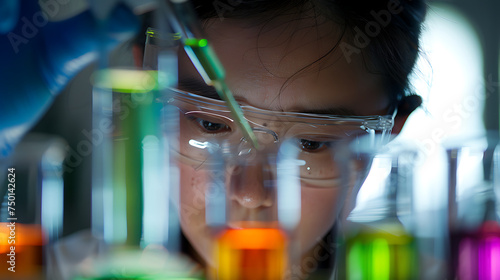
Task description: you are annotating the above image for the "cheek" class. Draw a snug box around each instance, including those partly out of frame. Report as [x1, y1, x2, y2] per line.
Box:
[179, 165, 207, 223]
[178, 164, 213, 260]
[298, 187, 340, 251]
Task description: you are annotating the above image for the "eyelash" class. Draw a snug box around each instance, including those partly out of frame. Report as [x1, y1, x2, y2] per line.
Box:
[298, 139, 331, 153]
[192, 117, 232, 134]
[189, 116, 332, 152]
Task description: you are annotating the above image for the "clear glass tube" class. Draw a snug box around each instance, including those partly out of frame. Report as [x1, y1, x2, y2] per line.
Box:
[78, 4, 200, 278]
[446, 134, 500, 280]
[340, 137, 420, 280]
[0, 134, 67, 280]
[182, 136, 353, 280]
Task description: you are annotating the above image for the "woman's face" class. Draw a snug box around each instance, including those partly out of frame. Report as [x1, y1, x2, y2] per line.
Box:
[176, 12, 389, 265]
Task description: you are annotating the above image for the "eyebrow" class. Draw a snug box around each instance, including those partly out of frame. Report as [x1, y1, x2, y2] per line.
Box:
[178, 78, 221, 100]
[177, 78, 359, 116]
[299, 107, 358, 116]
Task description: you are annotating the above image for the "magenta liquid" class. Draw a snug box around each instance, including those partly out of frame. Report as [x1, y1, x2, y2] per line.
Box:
[450, 221, 500, 280]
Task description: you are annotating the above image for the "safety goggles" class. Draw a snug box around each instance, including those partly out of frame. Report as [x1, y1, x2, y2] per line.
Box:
[163, 88, 395, 183]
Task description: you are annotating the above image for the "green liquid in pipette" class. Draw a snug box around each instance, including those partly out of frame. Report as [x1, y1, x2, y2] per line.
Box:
[184, 38, 224, 83]
[147, 26, 257, 147]
[345, 224, 418, 280]
[183, 39, 259, 148]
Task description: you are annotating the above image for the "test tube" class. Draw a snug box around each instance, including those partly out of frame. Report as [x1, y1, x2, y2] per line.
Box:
[191, 137, 352, 280]
[206, 142, 297, 280]
[340, 137, 420, 280]
[446, 135, 500, 280]
[79, 6, 200, 278]
[0, 134, 66, 280]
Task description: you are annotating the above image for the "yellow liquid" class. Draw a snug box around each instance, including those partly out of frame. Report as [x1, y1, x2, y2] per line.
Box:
[212, 228, 288, 280]
[345, 224, 418, 280]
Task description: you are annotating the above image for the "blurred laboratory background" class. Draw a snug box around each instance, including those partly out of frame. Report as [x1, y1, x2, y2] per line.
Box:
[11, 0, 498, 244]
[4, 0, 500, 279]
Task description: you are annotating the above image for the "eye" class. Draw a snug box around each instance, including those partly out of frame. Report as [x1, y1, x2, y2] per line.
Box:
[195, 118, 231, 133]
[299, 139, 329, 152]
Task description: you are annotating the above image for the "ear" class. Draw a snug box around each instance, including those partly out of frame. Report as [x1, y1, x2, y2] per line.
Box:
[391, 95, 423, 135]
[132, 44, 144, 68]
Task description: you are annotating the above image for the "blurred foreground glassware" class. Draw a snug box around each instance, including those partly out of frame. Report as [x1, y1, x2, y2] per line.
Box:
[77, 6, 201, 279]
[143, 2, 393, 278]
[184, 134, 352, 280]
[162, 107, 358, 279]
[446, 135, 500, 280]
[202, 141, 297, 280]
[340, 137, 419, 280]
[0, 134, 66, 280]
[163, 85, 393, 278]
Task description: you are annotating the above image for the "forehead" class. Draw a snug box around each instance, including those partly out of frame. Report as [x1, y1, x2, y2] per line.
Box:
[178, 13, 389, 116]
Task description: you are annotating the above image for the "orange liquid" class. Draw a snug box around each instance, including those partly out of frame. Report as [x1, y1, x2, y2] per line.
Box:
[212, 228, 288, 280]
[0, 223, 44, 278]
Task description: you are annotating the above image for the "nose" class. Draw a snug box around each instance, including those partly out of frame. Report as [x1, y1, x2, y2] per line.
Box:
[228, 164, 274, 209]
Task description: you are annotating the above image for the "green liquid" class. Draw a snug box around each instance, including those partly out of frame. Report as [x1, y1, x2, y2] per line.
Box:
[345, 224, 418, 280]
[184, 39, 225, 83]
[71, 247, 205, 280]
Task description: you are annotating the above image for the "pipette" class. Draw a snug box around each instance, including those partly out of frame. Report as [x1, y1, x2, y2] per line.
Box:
[166, 0, 259, 148]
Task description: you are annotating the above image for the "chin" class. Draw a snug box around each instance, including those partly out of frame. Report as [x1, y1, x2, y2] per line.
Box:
[180, 218, 216, 266]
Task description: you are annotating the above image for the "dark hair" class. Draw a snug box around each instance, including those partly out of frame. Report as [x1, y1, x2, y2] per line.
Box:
[191, 0, 427, 105]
